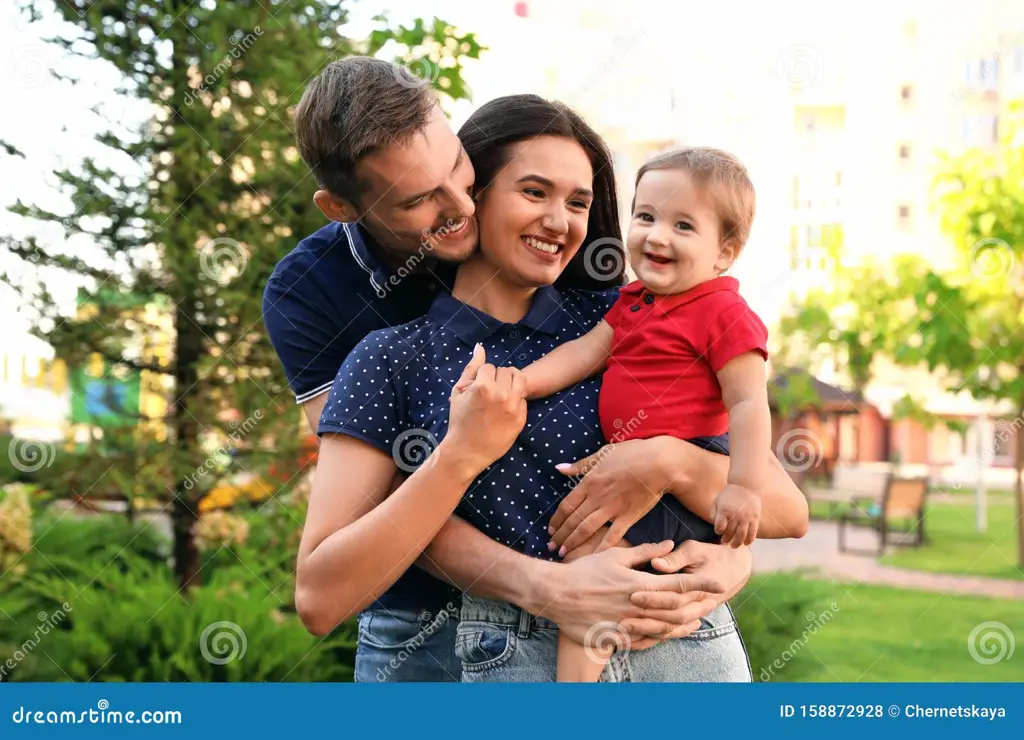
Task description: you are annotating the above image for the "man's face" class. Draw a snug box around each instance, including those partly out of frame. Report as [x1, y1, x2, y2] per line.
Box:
[349, 106, 477, 264]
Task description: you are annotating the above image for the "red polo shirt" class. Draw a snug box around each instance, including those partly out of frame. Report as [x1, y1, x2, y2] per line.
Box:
[598, 276, 768, 441]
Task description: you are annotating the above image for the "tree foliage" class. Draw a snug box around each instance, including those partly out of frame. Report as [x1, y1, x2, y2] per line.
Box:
[1, 0, 481, 587]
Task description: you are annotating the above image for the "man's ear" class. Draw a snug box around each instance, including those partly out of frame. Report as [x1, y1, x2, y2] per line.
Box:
[313, 190, 359, 223]
[716, 238, 742, 273]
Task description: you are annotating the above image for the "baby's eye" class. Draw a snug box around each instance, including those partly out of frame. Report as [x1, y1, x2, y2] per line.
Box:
[634, 212, 653, 222]
[676, 221, 693, 231]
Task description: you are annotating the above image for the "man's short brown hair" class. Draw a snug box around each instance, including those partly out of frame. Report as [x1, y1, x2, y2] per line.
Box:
[294, 57, 437, 206]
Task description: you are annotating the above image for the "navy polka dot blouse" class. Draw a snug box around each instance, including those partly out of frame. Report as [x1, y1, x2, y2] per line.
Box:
[318, 286, 615, 560]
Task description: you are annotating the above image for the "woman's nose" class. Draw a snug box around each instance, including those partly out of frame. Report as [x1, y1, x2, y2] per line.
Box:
[541, 206, 568, 235]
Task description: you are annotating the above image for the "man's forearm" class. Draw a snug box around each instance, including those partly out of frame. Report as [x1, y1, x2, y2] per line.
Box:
[417, 515, 553, 614]
[654, 436, 807, 538]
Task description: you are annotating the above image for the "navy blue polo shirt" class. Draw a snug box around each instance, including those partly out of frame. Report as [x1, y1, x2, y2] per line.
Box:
[263, 221, 459, 611]
[318, 286, 617, 559]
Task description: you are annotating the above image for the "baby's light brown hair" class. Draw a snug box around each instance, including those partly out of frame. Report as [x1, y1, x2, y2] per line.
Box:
[633, 147, 756, 252]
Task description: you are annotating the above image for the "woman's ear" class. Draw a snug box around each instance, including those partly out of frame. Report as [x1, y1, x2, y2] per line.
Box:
[314, 190, 359, 223]
[715, 238, 742, 273]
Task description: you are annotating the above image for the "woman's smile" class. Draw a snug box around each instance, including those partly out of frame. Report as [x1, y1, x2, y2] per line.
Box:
[522, 234, 564, 261]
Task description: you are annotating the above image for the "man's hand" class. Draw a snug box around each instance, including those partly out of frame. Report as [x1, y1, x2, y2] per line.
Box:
[531, 541, 725, 645]
[621, 540, 752, 641]
[709, 483, 761, 547]
[547, 438, 673, 556]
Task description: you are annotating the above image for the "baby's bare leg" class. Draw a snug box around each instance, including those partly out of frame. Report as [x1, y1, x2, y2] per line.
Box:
[556, 527, 632, 683]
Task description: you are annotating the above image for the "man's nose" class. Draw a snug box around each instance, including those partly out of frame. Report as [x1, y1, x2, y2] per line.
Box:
[441, 186, 475, 219]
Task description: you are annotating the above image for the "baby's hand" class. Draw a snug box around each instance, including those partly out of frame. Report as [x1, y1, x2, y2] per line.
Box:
[709, 484, 761, 548]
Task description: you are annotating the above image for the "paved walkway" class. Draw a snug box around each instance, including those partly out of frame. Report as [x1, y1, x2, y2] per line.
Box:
[751, 520, 1024, 599]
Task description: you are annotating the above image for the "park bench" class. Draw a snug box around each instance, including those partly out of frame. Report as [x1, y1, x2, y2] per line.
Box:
[837, 473, 929, 556]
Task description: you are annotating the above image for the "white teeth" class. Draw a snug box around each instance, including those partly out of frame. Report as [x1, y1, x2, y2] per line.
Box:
[525, 236, 559, 254]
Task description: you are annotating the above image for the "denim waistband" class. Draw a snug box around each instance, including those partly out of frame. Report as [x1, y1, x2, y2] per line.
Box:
[459, 595, 559, 633]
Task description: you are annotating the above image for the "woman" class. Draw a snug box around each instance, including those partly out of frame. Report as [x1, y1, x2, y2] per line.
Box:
[298, 95, 807, 681]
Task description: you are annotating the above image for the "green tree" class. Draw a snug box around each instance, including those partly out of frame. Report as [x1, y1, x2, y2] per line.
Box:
[1, 0, 481, 588]
[780, 102, 1024, 566]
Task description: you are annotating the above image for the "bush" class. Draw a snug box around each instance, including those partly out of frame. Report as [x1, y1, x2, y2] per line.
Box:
[1, 553, 355, 682]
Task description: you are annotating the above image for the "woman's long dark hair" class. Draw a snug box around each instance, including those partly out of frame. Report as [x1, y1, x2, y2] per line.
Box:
[458, 95, 626, 290]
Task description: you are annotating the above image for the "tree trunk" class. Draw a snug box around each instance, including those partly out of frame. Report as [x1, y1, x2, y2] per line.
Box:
[172, 304, 203, 590]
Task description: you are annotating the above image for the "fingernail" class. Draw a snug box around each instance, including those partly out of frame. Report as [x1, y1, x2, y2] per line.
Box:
[554, 463, 571, 471]
[546, 540, 555, 551]
[558, 546, 566, 557]
[547, 525, 554, 534]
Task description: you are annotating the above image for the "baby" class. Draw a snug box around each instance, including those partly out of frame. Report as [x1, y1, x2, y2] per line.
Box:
[523, 147, 770, 682]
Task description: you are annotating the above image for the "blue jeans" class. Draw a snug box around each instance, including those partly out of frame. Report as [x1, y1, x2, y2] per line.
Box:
[456, 595, 752, 682]
[354, 605, 462, 682]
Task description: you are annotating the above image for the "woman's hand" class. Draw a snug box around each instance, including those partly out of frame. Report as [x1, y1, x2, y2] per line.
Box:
[443, 344, 528, 474]
[547, 437, 675, 556]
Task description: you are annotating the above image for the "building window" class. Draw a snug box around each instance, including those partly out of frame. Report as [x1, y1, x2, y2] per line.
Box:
[963, 115, 999, 145]
[898, 204, 912, 229]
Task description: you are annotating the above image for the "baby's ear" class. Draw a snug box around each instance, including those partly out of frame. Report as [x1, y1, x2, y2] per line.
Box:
[716, 238, 743, 273]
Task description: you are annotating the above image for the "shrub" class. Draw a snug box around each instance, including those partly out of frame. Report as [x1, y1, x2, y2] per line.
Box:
[1, 553, 355, 682]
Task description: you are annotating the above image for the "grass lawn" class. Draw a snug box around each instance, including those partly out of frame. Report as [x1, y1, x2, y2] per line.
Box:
[808, 499, 1023, 581]
[734, 572, 1024, 682]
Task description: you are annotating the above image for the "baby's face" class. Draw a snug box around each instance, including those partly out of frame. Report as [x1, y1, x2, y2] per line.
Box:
[626, 169, 733, 295]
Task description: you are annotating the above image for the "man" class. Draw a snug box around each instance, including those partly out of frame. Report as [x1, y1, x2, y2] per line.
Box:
[264, 57, 779, 682]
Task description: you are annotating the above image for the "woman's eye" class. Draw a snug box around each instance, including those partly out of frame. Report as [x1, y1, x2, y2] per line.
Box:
[523, 188, 544, 198]
[569, 199, 591, 210]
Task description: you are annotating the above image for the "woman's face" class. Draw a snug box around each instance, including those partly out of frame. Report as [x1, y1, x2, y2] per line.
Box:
[474, 136, 594, 288]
